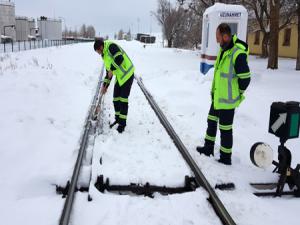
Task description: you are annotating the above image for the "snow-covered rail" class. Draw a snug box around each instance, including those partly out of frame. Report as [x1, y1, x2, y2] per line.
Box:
[58, 65, 105, 225]
[135, 75, 236, 225]
[57, 69, 235, 225]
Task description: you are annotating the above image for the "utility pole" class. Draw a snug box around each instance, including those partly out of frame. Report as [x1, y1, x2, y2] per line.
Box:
[59, 17, 66, 40]
[150, 13, 152, 35]
[137, 18, 140, 34]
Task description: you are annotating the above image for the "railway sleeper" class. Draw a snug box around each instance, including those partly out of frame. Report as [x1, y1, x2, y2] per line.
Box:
[93, 175, 234, 198]
[94, 175, 199, 198]
[56, 181, 89, 198]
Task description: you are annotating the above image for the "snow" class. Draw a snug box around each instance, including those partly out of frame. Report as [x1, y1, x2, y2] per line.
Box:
[73, 190, 220, 225]
[0, 39, 300, 225]
[0, 44, 100, 224]
[1, 35, 12, 39]
[89, 83, 192, 187]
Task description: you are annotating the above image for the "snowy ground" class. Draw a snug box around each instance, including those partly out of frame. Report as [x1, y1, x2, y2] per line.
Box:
[89, 83, 192, 187]
[0, 44, 100, 224]
[0, 40, 299, 225]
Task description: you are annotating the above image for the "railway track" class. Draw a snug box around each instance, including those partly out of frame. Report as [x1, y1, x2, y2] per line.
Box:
[58, 65, 105, 225]
[135, 75, 236, 225]
[58, 70, 236, 225]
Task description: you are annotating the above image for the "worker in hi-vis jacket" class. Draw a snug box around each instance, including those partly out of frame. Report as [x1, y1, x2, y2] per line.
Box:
[197, 23, 251, 165]
[94, 38, 135, 133]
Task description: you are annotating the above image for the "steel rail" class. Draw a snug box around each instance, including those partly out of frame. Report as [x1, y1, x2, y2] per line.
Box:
[59, 65, 105, 225]
[135, 75, 236, 225]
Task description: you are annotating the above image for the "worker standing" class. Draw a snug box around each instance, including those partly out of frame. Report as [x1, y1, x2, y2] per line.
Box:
[94, 38, 135, 133]
[197, 23, 251, 165]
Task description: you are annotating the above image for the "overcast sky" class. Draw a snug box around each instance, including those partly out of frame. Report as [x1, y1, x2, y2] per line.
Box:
[13, 0, 177, 38]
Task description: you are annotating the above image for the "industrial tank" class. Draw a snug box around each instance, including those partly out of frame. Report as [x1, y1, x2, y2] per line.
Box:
[0, 1, 16, 41]
[15, 16, 28, 41]
[37, 17, 62, 40]
[15, 16, 36, 41]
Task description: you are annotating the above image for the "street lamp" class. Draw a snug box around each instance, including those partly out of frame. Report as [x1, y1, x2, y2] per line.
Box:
[137, 18, 140, 34]
[150, 13, 153, 35]
[58, 17, 66, 40]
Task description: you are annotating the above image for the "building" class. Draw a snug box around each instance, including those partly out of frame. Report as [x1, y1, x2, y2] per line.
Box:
[248, 20, 298, 58]
[136, 33, 156, 43]
[15, 16, 36, 41]
[37, 16, 62, 40]
[1, 2, 63, 43]
[0, 1, 16, 42]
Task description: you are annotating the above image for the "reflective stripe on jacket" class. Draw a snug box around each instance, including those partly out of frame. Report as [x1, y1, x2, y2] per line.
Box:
[212, 35, 250, 110]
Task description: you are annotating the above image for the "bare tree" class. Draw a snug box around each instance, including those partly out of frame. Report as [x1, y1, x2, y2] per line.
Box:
[80, 24, 87, 38]
[154, 0, 173, 47]
[178, 0, 242, 47]
[243, 0, 296, 58]
[185, 11, 202, 48]
[180, 0, 206, 16]
[243, 1, 270, 58]
[180, 0, 241, 14]
[184, 0, 295, 60]
[62, 27, 68, 38]
[296, 0, 300, 70]
[118, 29, 124, 40]
[154, 0, 187, 47]
[126, 29, 132, 41]
[173, 8, 201, 48]
[268, 0, 280, 69]
[68, 29, 79, 38]
[86, 26, 96, 38]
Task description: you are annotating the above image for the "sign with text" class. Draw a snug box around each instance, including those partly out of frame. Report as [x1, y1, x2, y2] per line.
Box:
[219, 12, 242, 18]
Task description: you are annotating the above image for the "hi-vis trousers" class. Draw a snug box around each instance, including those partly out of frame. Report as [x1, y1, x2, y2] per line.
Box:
[113, 75, 134, 126]
[204, 103, 235, 154]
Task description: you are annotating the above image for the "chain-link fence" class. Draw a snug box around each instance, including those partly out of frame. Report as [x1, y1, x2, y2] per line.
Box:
[0, 39, 93, 53]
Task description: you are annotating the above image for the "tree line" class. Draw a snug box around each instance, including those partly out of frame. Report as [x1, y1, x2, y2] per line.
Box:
[63, 24, 96, 39]
[114, 29, 132, 41]
[154, 0, 300, 70]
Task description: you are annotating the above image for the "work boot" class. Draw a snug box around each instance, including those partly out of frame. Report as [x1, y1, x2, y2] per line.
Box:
[109, 120, 118, 128]
[218, 151, 232, 165]
[196, 145, 214, 157]
[117, 124, 125, 133]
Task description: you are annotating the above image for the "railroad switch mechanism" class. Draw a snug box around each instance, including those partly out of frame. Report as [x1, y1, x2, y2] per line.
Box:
[56, 181, 89, 198]
[250, 101, 300, 197]
[94, 175, 199, 198]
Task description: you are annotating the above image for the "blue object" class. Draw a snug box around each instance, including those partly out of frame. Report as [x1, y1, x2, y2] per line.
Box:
[200, 62, 214, 75]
